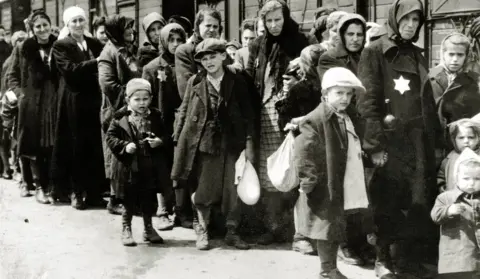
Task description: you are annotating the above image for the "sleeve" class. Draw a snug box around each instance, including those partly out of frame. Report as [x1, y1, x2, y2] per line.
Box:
[430, 193, 455, 225]
[437, 157, 448, 193]
[175, 44, 196, 100]
[356, 46, 386, 154]
[172, 76, 193, 143]
[294, 118, 325, 194]
[245, 40, 258, 78]
[234, 50, 245, 71]
[106, 119, 131, 161]
[6, 45, 22, 97]
[98, 55, 125, 110]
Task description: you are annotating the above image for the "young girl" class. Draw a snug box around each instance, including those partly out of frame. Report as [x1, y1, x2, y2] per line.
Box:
[294, 67, 371, 279]
[431, 148, 480, 279]
[172, 38, 255, 250]
[106, 78, 168, 246]
[437, 115, 480, 192]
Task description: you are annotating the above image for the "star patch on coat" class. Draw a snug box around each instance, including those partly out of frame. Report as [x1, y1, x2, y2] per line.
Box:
[394, 75, 410, 95]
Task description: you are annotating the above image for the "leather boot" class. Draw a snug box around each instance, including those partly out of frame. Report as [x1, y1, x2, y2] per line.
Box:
[35, 184, 49, 204]
[122, 212, 136, 246]
[143, 215, 164, 244]
[19, 183, 32, 197]
[71, 192, 86, 210]
[225, 226, 249, 250]
[195, 206, 210, 250]
[374, 244, 397, 279]
[174, 206, 193, 229]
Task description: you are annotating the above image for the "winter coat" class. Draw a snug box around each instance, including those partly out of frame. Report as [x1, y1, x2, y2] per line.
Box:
[106, 107, 170, 198]
[171, 69, 255, 181]
[7, 35, 58, 157]
[138, 40, 158, 69]
[431, 188, 480, 274]
[429, 65, 480, 130]
[294, 102, 366, 240]
[437, 150, 460, 193]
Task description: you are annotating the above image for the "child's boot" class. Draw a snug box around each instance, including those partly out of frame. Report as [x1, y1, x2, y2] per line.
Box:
[143, 215, 164, 244]
[225, 226, 250, 250]
[122, 211, 136, 246]
[195, 206, 210, 250]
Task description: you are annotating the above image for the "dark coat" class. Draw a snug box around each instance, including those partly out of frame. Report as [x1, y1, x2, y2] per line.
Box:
[0, 40, 12, 90]
[429, 65, 480, 130]
[106, 107, 170, 198]
[431, 188, 480, 274]
[50, 35, 106, 190]
[171, 69, 255, 181]
[7, 35, 57, 157]
[294, 102, 365, 241]
[137, 39, 158, 70]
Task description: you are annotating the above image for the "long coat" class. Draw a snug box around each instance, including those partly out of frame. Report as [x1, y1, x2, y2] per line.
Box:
[50, 35, 106, 192]
[7, 35, 57, 157]
[294, 103, 364, 241]
[171, 70, 255, 181]
[431, 188, 480, 274]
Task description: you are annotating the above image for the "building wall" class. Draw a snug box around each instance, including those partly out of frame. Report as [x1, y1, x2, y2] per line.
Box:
[1, 2, 11, 32]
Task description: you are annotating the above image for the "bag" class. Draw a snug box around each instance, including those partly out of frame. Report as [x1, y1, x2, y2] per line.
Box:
[267, 132, 299, 192]
[235, 150, 260, 205]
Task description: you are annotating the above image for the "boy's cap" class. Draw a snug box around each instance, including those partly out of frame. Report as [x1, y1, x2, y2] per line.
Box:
[226, 39, 242, 50]
[194, 38, 226, 61]
[322, 67, 366, 94]
[126, 78, 152, 98]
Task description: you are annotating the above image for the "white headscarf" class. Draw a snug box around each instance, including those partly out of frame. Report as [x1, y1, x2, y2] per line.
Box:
[58, 6, 92, 40]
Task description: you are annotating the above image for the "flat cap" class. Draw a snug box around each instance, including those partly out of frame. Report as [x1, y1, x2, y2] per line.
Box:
[194, 38, 226, 61]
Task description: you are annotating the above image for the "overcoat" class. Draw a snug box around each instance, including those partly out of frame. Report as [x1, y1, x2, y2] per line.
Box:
[171, 69, 255, 181]
[137, 39, 158, 70]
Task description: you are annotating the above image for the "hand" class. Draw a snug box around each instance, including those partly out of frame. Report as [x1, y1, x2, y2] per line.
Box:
[284, 123, 298, 132]
[447, 203, 466, 216]
[146, 136, 163, 148]
[5, 90, 17, 104]
[371, 151, 388, 167]
[125, 142, 137, 154]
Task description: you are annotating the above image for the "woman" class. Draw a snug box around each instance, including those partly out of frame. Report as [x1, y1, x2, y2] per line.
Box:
[98, 15, 140, 215]
[7, 11, 57, 204]
[92, 16, 108, 46]
[50, 6, 106, 210]
[356, 0, 440, 278]
[138, 12, 167, 69]
[246, 0, 309, 245]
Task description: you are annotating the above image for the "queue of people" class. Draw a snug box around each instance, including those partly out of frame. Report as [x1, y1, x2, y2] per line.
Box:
[2, 0, 480, 278]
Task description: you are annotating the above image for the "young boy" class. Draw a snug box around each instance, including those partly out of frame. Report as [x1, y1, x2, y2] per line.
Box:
[171, 38, 255, 250]
[431, 148, 480, 279]
[106, 78, 169, 246]
[431, 33, 480, 132]
[294, 67, 372, 279]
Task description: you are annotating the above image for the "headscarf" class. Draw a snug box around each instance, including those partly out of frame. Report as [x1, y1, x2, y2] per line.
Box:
[142, 12, 167, 46]
[299, 44, 323, 83]
[58, 6, 91, 40]
[337, 13, 367, 54]
[104, 15, 134, 46]
[387, 0, 424, 44]
[159, 23, 186, 60]
[312, 15, 328, 43]
[366, 22, 387, 46]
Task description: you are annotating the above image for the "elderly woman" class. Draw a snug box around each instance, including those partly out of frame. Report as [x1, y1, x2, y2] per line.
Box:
[7, 11, 57, 204]
[246, 0, 309, 245]
[51, 6, 106, 210]
[138, 12, 167, 69]
[356, 0, 440, 278]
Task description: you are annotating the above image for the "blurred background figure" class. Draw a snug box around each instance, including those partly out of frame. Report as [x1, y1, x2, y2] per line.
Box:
[93, 16, 109, 46]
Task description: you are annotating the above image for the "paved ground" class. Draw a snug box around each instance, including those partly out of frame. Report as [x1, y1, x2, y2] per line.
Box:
[0, 177, 381, 279]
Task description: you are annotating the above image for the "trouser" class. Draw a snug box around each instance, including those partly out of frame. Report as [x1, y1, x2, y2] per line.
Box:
[122, 188, 157, 222]
[194, 195, 243, 231]
[0, 136, 10, 174]
[19, 156, 33, 186]
[317, 240, 339, 273]
[262, 190, 298, 238]
[19, 148, 52, 192]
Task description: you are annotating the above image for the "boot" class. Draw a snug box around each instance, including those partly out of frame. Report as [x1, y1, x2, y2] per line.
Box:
[122, 212, 136, 246]
[337, 245, 364, 266]
[225, 227, 249, 250]
[195, 206, 210, 250]
[374, 244, 397, 279]
[319, 269, 347, 279]
[174, 206, 193, 229]
[35, 184, 49, 204]
[19, 183, 32, 197]
[107, 198, 125, 215]
[143, 215, 164, 243]
[71, 192, 86, 210]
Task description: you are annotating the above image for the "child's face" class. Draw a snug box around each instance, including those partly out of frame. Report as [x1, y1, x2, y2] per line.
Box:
[200, 52, 226, 75]
[455, 126, 479, 151]
[443, 42, 467, 73]
[324, 86, 354, 112]
[457, 165, 480, 194]
[167, 33, 183, 55]
[226, 46, 237, 60]
[127, 90, 152, 114]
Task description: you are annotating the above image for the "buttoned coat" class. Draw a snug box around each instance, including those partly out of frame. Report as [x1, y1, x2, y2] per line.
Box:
[171, 70, 255, 181]
[431, 188, 480, 274]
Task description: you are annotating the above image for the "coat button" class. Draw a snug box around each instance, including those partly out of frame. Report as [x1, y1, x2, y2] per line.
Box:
[192, 116, 198, 122]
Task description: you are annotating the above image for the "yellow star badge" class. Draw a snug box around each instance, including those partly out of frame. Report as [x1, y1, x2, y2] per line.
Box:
[394, 75, 410, 95]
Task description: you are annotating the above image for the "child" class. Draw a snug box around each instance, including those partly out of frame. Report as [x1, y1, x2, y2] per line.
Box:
[431, 148, 480, 279]
[430, 33, 480, 132]
[171, 38, 255, 251]
[106, 78, 168, 246]
[294, 67, 372, 279]
[438, 115, 480, 192]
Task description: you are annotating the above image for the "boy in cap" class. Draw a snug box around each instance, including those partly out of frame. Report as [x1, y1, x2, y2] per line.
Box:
[106, 78, 170, 246]
[171, 38, 255, 250]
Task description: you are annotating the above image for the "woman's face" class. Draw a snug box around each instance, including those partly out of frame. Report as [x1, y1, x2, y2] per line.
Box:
[265, 8, 284, 37]
[68, 16, 86, 38]
[398, 11, 420, 41]
[147, 22, 163, 44]
[123, 25, 135, 43]
[95, 25, 108, 44]
[241, 29, 256, 47]
[198, 15, 220, 39]
[33, 17, 51, 41]
[167, 33, 183, 55]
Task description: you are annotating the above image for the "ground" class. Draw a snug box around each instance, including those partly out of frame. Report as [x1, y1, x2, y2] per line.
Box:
[0, 178, 381, 279]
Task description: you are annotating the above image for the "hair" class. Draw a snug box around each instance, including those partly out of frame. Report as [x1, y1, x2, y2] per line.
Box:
[442, 33, 470, 54]
[241, 18, 255, 32]
[326, 11, 348, 31]
[92, 16, 106, 32]
[260, 0, 284, 22]
[28, 11, 51, 31]
[168, 15, 192, 35]
[450, 120, 480, 151]
[299, 45, 323, 82]
[194, 8, 222, 37]
[168, 26, 187, 44]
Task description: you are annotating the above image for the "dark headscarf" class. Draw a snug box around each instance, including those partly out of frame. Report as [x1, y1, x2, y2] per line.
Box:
[387, 0, 424, 44]
[159, 23, 186, 62]
[312, 15, 328, 43]
[104, 15, 135, 46]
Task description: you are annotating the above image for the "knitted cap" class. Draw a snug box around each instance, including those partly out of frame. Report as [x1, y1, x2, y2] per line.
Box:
[321, 67, 366, 94]
[126, 78, 152, 98]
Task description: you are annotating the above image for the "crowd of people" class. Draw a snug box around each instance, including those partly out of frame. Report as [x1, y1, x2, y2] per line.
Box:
[1, 0, 480, 278]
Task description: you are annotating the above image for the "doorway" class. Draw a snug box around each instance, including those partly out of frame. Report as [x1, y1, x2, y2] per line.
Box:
[162, 0, 196, 33]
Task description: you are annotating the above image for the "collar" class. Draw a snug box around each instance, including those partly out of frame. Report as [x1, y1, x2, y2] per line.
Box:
[76, 40, 88, 52]
[207, 72, 225, 92]
[381, 35, 424, 55]
[127, 106, 151, 116]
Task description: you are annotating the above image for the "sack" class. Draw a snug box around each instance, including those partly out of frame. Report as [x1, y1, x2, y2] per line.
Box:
[267, 132, 299, 192]
[235, 150, 260, 205]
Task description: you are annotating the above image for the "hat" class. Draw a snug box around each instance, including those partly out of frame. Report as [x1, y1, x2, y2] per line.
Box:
[126, 78, 151, 98]
[142, 12, 166, 32]
[194, 38, 226, 61]
[226, 39, 242, 50]
[454, 147, 480, 178]
[321, 67, 366, 94]
[63, 6, 86, 26]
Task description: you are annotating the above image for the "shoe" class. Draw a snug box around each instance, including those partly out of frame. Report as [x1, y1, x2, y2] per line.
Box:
[35, 187, 50, 204]
[394, 260, 435, 278]
[292, 239, 316, 255]
[71, 193, 86, 210]
[174, 210, 193, 229]
[319, 268, 347, 279]
[85, 196, 107, 208]
[338, 246, 365, 266]
[122, 226, 137, 246]
[256, 232, 275, 245]
[19, 184, 32, 197]
[375, 261, 397, 279]
[156, 215, 174, 231]
[225, 229, 250, 250]
[143, 224, 164, 244]
[2, 170, 12, 180]
[106, 200, 125, 215]
[196, 226, 210, 250]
